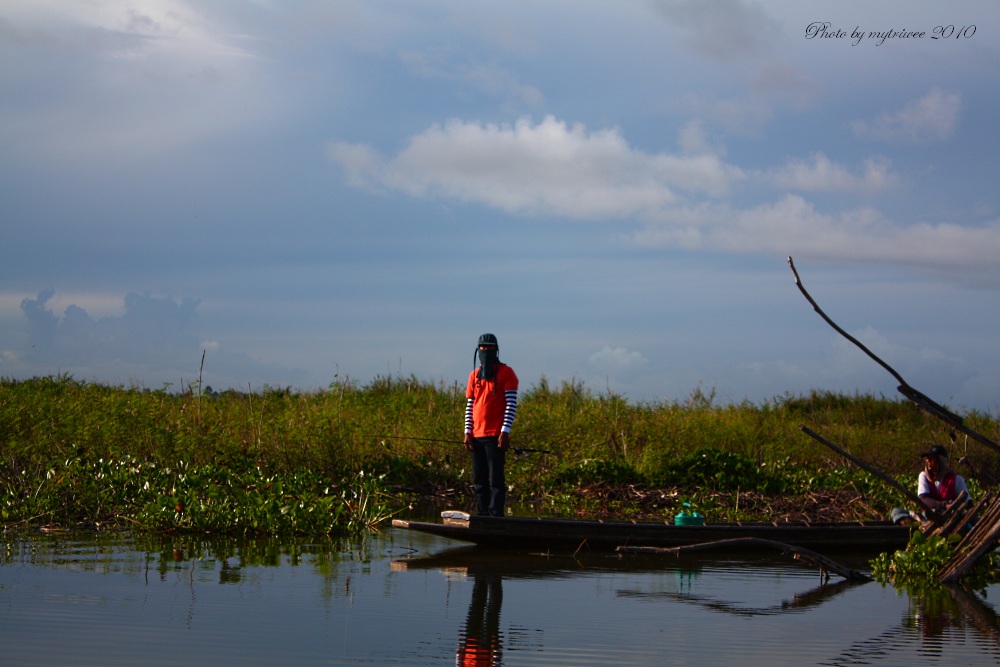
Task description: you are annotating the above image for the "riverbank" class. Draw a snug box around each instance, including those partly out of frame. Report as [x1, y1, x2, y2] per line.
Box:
[2, 375, 998, 533]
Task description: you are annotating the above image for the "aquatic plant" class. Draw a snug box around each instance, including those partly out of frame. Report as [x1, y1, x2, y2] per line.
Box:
[2, 375, 999, 529]
[870, 531, 1000, 595]
[0, 442, 392, 536]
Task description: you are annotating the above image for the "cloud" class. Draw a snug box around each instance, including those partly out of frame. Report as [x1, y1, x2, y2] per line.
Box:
[589, 345, 646, 370]
[650, 0, 778, 62]
[852, 88, 961, 144]
[328, 115, 744, 219]
[675, 92, 777, 138]
[6, 0, 258, 64]
[1, 0, 275, 164]
[751, 60, 822, 104]
[18, 289, 201, 368]
[329, 113, 1000, 279]
[631, 195, 1000, 277]
[5, 289, 308, 389]
[400, 49, 543, 106]
[765, 153, 898, 194]
[328, 113, 1000, 277]
[807, 326, 970, 402]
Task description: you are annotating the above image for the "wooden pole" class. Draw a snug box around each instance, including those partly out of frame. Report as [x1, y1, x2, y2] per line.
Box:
[950, 493, 1000, 555]
[788, 257, 1000, 455]
[939, 516, 1000, 583]
[799, 425, 930, 512]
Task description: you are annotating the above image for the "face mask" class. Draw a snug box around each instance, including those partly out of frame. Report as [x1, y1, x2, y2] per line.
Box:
[477, 348, 498, 380]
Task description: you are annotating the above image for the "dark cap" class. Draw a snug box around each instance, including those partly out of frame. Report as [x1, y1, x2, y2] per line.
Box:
[922, 444, 948, 460]
[477, 333, 499, 348]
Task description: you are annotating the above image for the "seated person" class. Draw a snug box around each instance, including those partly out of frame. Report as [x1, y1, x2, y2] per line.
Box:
[917, 444, 968, 511]
[891, 444, 969, 525]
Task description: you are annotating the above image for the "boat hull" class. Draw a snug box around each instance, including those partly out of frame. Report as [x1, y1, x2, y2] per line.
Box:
[392, 512, 910, 553]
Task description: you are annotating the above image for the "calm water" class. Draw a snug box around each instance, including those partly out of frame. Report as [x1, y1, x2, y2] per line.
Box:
[2, 527, 999, 666]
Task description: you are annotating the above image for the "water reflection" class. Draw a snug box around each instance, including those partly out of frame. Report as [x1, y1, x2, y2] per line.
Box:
[820, 585, 1000, 665]
[457, 571, 504, 666]
[3, 530, 1000, 666]
[617, 576, 866, 617]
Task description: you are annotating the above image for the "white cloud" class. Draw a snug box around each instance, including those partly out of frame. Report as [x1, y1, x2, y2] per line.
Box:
[6, 0, 257, 64]
[1, 0, 275, 164]
[4, 289, 303, 389]
[326, 142, 385, 189]
[631, 195, 1000, 277]
[328, 115, 744, 219]
[329, 113, 1000, 278]
[852, 88, 961, 144]
[589, 345, 646, 369]
[0, 290, 126, 320]
[766, 153, 898, 194]
[677, 119, 717, 155]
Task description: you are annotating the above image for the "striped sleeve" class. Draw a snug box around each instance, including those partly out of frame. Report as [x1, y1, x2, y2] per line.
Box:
[501, 390, 518, 433]
[464, 397, 474, 434]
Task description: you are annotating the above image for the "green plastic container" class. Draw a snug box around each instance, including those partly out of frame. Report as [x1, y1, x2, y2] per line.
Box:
[674, 503, 705, 526]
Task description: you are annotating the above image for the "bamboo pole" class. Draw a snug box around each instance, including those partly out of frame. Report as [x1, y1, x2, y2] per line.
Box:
[799, 425, 931, 514]
[788, 257, 1000, 455]
[927, 491, 973, 539]
[939, 515, 1000, 583]
[951, 493, 1000, 555]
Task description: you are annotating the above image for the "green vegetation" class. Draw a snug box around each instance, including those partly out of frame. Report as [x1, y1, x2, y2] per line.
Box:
[871, 531, 1000, 594]
[2, 375, 999, 538]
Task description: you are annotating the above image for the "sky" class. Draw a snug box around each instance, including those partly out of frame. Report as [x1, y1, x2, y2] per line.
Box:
[2, 1, 1000, 416]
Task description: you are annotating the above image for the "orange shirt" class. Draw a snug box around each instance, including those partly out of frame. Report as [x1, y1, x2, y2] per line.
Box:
[465, 364, 518, 438]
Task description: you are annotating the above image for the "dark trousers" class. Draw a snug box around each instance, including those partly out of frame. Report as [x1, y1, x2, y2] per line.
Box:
[471, 436, 506, 517]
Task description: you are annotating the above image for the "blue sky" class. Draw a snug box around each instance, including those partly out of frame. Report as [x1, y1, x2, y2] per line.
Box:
[2, 1, 999, 414]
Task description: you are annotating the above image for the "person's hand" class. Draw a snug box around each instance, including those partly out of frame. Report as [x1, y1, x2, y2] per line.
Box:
[498, 432, 510, 451]
[463, 433, 473, 452]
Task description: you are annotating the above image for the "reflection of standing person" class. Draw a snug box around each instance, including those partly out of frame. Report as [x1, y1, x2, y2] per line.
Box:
[463, 334, 518, 517]
[457, 572, 503, 667]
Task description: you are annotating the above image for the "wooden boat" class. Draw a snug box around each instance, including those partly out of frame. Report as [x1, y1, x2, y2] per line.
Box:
[392, 511, 911, 553]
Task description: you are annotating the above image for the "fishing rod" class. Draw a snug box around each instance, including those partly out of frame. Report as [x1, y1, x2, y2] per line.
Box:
[371, 435, 552, 455]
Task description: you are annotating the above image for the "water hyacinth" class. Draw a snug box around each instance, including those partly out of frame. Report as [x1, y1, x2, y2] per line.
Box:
[1, 444, 392, 536]
[2, 375, 1000, 534]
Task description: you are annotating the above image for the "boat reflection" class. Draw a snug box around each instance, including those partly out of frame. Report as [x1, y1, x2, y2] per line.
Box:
[393, 545, 1000, 666]
[391, 544, 704, 579]
[393, 546, 696, 666]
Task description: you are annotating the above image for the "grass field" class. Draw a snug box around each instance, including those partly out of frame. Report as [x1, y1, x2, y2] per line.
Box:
[2, 374, 998, 535]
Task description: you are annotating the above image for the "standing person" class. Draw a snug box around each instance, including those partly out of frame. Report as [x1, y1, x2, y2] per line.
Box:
[464, 333, 518, 517]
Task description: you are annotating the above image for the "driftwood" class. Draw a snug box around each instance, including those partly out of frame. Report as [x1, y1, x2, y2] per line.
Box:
[618, 537, 871, 582]
[787, 257, 1000, 582]
[787, 256, 1000, 455]
[799, 425, 929, 512]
